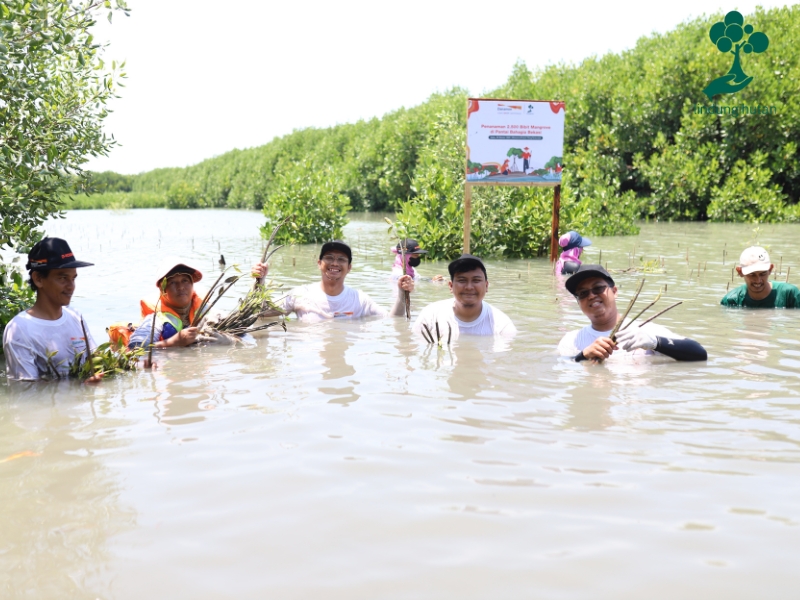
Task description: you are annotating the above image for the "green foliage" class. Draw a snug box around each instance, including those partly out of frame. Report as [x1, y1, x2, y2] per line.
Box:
[88, 170, 134, 193]
[634, 108, 724, 220]
[707, 151, 788, 221]
[0, 266, 35, 354]
[260, 161, 350, 244]
[0, 0, 127, 344]
[166, 181, 203, 209]
[58, 5, 800, 256]
[0, 0, 127, 249]
[395, 108, 467, 259]
[62, 342, 144, 381]
[62, 191, 166, 210]
[560, 126, 641, 237]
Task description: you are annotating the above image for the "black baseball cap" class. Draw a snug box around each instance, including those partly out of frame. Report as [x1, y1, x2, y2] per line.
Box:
[565, 264, 615, 296]
[319, 241, 352, 263]
[396, 239, 427, 254]
[448, 254, 487, 279]
[25, 237, 94, 271]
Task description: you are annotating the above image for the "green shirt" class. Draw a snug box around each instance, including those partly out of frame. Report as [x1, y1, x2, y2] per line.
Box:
[720, 281, 800, 308]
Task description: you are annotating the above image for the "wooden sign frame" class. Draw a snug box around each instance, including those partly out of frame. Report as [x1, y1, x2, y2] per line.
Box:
[463, 98, 564, 261]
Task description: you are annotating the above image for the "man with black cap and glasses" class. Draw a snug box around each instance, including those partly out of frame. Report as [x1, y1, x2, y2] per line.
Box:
[3, 237, 97, 380]
[558, 264, 706, 363]
[253, 240, 414, 322]
[413, 254, 516, 338]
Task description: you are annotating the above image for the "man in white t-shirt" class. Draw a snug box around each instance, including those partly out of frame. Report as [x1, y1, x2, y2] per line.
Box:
[413, 254, 516, 340]
[254, 241, 414, 323]
[557, 264, 706, 363]
[3, 237, 98, 381]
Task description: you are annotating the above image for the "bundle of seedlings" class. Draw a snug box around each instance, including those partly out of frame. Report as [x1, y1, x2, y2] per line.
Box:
[608, 279, 683, 342]
[67, 342, 145, 380]
[42, 318, 144, 381]
[192, 217, 291, 338]
[420, 320, 453, 347]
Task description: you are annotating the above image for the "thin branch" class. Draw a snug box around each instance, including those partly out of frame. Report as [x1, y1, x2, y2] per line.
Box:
[637, 302, 683, 327]
[610, 278, 645, 341]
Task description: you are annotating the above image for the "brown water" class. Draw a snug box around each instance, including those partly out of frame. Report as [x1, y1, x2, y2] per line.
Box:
[1, 210, 799, 599]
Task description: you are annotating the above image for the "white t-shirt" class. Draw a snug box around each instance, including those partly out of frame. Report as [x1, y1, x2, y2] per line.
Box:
[413, 299, 516, 339]
[557, 321, 678, 361]
[278, 283, 387, 323]
[2, 306, 97, 380]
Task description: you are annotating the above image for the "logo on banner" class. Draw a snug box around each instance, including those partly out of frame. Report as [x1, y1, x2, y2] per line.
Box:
[703, 10, 769, 99]
[496, 103, 522, 115]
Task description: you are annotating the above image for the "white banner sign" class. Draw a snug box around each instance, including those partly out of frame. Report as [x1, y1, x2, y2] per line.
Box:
[466, 98, 565, 185]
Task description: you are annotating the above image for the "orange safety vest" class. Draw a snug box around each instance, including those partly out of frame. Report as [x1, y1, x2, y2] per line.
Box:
[140, 292, 204, 324]
[107, 293, 204, 346]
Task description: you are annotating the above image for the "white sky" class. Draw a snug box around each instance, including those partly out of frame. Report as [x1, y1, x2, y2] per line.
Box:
[85, 0, 789, 175]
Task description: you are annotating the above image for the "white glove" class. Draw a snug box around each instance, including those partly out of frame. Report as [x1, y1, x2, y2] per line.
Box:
[615, 327, 657, 351]
[197, 329, 239, 345]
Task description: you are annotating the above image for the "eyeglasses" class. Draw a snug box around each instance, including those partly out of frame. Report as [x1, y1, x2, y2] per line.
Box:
[575, 284, 609, 301]
[321, 255, 349, 265]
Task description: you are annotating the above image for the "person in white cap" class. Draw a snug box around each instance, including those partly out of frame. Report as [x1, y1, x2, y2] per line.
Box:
[721, 246, 800, 308]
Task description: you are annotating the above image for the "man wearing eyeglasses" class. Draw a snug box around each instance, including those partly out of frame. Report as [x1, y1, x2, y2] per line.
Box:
[720, 246, 800, 308]
[557, 265, 707, 363]
[253, 241, 413, 322]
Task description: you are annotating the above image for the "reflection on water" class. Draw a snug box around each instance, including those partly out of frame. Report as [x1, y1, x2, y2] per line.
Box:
[2, 211, 800, 598]
[0, 382, 135, 598]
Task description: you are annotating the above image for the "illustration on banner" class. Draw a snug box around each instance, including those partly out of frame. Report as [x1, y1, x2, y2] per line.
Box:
[466, 99, 565, 184]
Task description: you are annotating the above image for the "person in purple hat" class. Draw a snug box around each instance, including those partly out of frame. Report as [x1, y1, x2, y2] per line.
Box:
[391, 238, 443, 282]
[556, 231, 591, 275]
[3, 237, 98, 380]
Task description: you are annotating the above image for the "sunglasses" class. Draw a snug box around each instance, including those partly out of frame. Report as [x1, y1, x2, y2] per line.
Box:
[575, 284, 610, 301]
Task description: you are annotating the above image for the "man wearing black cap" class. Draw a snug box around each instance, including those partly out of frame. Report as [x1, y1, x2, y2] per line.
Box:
[558, 264, 706, 362]
[253, 240, 414, 321]
[413, 254, 516, 338]
[2, 237, 97, 380]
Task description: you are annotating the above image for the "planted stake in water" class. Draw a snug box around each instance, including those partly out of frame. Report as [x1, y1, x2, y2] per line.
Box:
[148, 278, 167, 366]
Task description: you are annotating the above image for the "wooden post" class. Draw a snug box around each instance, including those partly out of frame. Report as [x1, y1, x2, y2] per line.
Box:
[464, 184, 472, 254]
[549, 184, 561, 262]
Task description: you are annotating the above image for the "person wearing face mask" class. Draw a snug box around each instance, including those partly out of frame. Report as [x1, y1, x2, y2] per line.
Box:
[720, 246, 800, 308]
[252, 241, 414, 322]
[391, 238, 428, 279]
[556, 231, 591, 275]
